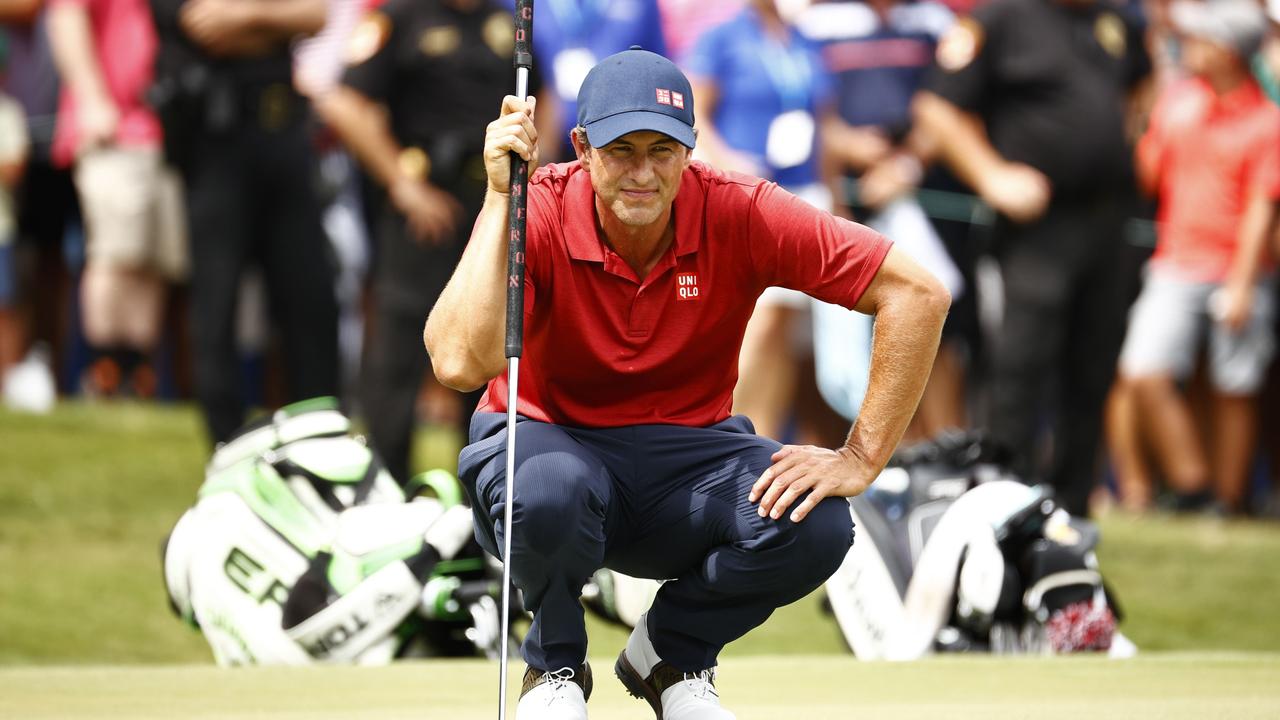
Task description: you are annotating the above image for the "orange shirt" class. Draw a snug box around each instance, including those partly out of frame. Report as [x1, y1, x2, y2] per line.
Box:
[1139, 78, 1280, 282]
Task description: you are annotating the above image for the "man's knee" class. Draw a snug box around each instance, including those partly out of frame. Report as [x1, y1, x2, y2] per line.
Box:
[511, 454, 606, 561]
[786, 496, 854, 585]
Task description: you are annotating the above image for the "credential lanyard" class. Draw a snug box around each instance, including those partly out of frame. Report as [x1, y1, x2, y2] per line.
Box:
[758, 28, 813, 113]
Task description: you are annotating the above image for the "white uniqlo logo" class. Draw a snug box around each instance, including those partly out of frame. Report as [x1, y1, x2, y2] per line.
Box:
[677, 273, 699, 300]
[656, 88, 672, 105]
[671, 91, 684, 109]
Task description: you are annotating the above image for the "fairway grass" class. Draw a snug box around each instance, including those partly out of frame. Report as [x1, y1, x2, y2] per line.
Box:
[2, 653, 1278, 719]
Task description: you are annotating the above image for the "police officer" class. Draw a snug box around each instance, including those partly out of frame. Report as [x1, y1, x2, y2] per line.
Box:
[317, 0, 533, 483]
[914, 0, 1151, 515]
[149, 0, 340, 445]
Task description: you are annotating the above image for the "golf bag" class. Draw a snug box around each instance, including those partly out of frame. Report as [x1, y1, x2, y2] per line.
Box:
[823, 432, 1132, 660]
[162, 398, 514, 665]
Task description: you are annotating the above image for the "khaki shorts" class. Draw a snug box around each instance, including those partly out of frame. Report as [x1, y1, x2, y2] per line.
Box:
[1119, 268, 1276, 395]
[75, 146, 189, 280]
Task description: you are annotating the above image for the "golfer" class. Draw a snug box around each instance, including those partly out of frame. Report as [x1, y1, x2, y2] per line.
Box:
[425, 48, 949, 720]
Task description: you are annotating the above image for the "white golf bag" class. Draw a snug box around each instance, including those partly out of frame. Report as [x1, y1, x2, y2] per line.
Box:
[823, 433, 1133, 660]
[162, 398, 513, 665]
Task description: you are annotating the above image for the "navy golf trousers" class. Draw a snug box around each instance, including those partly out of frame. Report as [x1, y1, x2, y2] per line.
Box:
[458, 412, 855, 672]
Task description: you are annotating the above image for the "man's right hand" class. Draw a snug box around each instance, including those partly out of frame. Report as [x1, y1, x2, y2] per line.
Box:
[78, 95, 120, 150]
[390, 177, 463, 244]
[980, 161, 1052, 224]
[483, 95, 538, 195]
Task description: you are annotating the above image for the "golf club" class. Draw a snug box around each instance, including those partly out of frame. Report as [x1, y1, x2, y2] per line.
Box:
[499, 0, 533, 717]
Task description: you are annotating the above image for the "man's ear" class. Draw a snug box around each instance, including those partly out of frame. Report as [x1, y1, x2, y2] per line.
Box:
[569, 130, 591, 170]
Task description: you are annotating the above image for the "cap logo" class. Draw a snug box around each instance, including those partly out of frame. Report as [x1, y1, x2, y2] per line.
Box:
[655, 89, 685, 109]
[656, 88, 671, 105]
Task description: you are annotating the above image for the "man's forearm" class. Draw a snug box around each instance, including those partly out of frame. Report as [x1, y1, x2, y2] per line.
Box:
[316, 87, 403, 190]
[243, 0, 326, 38]
[47, 4, 110, 105]
[845, 270, 949, 474]
[423, 189, 512, 391]
[1227, 192, 1277, 287]
[912, 91, 1003, 195]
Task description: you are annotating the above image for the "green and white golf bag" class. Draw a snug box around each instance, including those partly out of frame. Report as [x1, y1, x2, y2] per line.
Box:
[162, 398, 506, 665]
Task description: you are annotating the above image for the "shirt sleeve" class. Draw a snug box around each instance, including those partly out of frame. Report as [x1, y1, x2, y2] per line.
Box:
[921, 8, 998, 115]
[339, 1, 404, 103]
[747, 181, 892, 309]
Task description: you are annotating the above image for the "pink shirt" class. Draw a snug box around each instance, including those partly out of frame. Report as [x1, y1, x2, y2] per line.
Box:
[51, 0, 163, 166]
[476, 160, 891, 428]
[1140, 77, 1280, 282]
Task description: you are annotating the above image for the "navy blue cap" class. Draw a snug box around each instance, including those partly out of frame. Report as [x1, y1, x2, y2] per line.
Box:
[577, 47, 696, 149]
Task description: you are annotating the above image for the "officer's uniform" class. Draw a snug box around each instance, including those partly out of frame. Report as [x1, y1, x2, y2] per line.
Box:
[340, 0, 529, 482]
[150, 0, 340, 445]
[924, 0, 1151, 515]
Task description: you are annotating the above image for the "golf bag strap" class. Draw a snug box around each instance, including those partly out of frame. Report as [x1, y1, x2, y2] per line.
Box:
[283, 560, 424, 662]
[1023, 570, 1104, 612]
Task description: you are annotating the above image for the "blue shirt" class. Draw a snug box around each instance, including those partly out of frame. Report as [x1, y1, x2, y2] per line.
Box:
[797, 0, 952, 133]
[505, 0, 666, 147]
[684, 8, 830, 189]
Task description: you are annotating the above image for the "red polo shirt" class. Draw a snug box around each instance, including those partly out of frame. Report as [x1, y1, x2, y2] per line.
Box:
[475, 160, 892, 428]
[1139, 77, 1280, 282]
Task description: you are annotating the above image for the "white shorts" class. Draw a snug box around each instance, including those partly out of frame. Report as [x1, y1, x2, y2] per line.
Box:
[1118, 268, 1276, 395]
[75, 146, 189, 280]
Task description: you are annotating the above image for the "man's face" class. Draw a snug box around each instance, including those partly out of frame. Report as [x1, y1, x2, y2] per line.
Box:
[1180, 35, 1238, 77]
[577, 130, 692, 228]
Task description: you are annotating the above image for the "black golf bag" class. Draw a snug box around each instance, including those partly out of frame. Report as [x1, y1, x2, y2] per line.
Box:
[823, 432, 1130, 660]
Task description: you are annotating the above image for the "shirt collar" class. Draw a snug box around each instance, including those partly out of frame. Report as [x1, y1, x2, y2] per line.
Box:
[562, 163, 705, 263]
[1195, 76, 1265, 116]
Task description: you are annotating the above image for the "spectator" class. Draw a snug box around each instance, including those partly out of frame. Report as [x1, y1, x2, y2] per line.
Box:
[149, 0, 339, 445]
[1119, 0, 1279, 515]
[684, 0, 832, 441]
[47, 0, 188, 398]
[798, 0, 967, 436]
[2, 1, 74, 410]
[316, 0, 529, 482]
[915, 0, 1151, 516]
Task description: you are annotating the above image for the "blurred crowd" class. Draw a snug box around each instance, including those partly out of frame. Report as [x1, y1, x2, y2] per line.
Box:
[1, 0, 1279, 518]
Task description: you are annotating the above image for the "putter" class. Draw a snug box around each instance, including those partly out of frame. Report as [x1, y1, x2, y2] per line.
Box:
[499, 1, 533, 717]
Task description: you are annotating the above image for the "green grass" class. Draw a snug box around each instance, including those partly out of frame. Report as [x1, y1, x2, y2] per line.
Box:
[2, 402, 1280, 667]
[2, 654, 1278, 719]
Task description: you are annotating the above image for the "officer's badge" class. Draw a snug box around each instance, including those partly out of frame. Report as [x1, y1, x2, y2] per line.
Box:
[483, 12, 515, 57]
[420, 26, 461, 57]
[937, 18, 983, 73]
[398, 147, 431, 182]
[1094, 13, 1126, 59]
[346, 11, 391, 66]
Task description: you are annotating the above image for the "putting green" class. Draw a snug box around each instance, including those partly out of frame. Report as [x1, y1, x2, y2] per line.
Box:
[3, 653, 1277, 719]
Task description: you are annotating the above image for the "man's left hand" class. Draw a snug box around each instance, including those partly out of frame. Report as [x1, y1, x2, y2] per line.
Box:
[749, 445, 875, 523]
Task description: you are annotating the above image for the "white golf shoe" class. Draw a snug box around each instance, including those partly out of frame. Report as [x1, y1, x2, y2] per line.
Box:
[516, 664, 591, 720]
[614, 614, 736, 720]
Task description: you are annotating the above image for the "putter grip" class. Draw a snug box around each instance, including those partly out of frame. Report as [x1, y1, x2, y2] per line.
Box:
[505, 0, 533, 359]
[505, 155, 527, 359]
